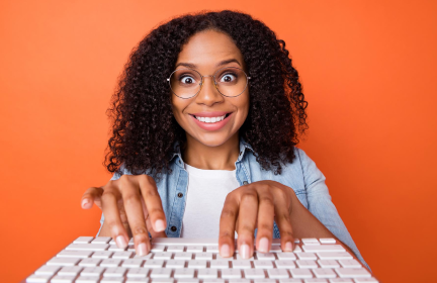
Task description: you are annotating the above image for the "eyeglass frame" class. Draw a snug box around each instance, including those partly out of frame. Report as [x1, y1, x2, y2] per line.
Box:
[166, 66, 251, 99]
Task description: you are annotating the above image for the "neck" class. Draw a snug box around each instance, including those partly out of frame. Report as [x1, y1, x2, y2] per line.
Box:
[183, 133, 240, 170]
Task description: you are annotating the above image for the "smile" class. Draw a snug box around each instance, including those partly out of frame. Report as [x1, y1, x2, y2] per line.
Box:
[194, 114, 228, 123]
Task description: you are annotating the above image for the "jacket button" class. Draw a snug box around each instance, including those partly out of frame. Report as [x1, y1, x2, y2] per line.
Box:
[177, 192, 183, 198]
[171, 226, 177, 232]
[243, 181, 249, 185]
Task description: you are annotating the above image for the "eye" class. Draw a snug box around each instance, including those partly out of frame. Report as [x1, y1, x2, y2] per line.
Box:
[219, 72, 237, 83]
[179, 74, 198, 85]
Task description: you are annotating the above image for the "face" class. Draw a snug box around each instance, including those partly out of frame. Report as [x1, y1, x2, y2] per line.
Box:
[171, 29, 249, 148]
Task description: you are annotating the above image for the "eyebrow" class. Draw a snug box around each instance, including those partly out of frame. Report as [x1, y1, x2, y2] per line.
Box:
[175, 58, 241, 69]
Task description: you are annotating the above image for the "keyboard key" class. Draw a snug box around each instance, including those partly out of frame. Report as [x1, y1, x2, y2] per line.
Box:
[339, 259, 361, 268]
[319, 238, 336, 244]
[91, 251, 113, 258]
[335, 268, 371, 278]
[100, 258, 122, 267]
[101, 278, 125, 283]
[167, 245, 185, 252]
[35, 265, 60, 275]
[143, 260, 165, 268]
[254, 279, 276, 283]
[244, 269, 265, 279]
[50, 275, 76, 283]
[47, 258, 80, 266]
[329, 279, 354, 283]
[57, 250, 92, 258]
[275, 260, 296, 269]
[188, 260, 207, 268]
[66, 244, 108, 251]
[229, 280, 251, 283]
[122, 259, 144, 268]
[289, 268, 313, 278]
[302, 238, 320, 245]
[174, 252, 193, 260]
[154, 252, 173, 260]
[354, 278, 379, 283]
[104, 267, 127, 277]
[151, 279, 174, 283]
[166, 260, 186, 268]
[174, 268, 195, 278]
[253, 260, 274, 269]
[75, 276, 100, 283]
[317, 260, 339, 268]
[198, 268, 218, 279]
[256, 252, 276, 260]
[26, 274, 52, 283]
[92, 237, 111, 244]
[80, 267, 105, 276]
[317, 252, 352, 260]
[151, 245, 166, 252]
[232, 260, 252, 269]
[277, 253, 297, 260]
[297, 252, 317, 260]
[177, 280, 199, 283]
[74, 237, 94, 244]
[195, 252, 213, 260]
[312, 268, 336, 278]
[203, 280, 224, 283]
[206, 246, 219, 253]
[78, 258, 101, 267]
[150, 269, 172, 278]
[126, 268, 150, 278]
[58, 266, 83, 276]
[126, 278, 151, 283]
[186, 246, 204, 253]
[302, 245, 345, 253]
[112, 251, 133, 259]
[221, 269, 242, 279]
[296, 260, 318, 268]
[279, 279, 303, 283]
[210, 260, 230, 268]
[267, 269, 289, 278]
[108, 245, 127, 252]
[303, 279, 328, 283]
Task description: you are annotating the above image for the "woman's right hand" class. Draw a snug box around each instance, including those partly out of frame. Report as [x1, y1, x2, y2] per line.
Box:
[80, 174, 167, 256]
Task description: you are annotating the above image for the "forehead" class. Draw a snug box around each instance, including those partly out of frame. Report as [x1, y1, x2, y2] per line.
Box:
[176, 29, 245, 70]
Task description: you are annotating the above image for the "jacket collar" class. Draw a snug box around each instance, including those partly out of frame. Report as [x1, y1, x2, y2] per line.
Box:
[171, 137, 254, 169]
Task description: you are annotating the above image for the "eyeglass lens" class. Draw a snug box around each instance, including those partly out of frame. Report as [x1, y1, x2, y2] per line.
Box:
[169, 67, 248, 98]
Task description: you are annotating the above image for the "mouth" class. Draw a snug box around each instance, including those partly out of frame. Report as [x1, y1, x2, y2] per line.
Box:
[190, 113, 232, 124]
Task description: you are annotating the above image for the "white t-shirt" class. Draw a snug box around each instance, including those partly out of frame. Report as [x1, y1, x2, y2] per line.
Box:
[180, 163, 241, 238]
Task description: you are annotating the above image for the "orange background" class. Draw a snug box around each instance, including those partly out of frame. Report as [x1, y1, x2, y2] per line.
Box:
[1, 0, 436, 282]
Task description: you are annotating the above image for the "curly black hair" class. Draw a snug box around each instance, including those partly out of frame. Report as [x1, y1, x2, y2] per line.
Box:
[105, 10, 308, 177]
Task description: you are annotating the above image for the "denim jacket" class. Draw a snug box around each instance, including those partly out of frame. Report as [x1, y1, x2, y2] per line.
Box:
[99, 139, 368, 268]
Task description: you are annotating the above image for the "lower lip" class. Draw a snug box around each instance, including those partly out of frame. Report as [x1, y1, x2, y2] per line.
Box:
[191, 114, 232, 131]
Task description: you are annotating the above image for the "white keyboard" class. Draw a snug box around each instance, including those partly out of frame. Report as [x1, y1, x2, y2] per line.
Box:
[24, 237, 378, 283]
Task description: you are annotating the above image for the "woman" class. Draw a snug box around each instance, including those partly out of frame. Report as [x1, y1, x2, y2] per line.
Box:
[81, 10, 367, 267]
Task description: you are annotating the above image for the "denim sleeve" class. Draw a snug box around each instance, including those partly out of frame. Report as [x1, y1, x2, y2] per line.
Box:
[295, 148, 370, 269]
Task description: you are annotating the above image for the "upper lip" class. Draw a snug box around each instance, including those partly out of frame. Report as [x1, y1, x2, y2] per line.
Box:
[190, 111, 232, 117]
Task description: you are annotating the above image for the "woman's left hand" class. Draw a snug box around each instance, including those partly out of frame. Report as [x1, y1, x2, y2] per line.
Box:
[218, 180, 335, 259]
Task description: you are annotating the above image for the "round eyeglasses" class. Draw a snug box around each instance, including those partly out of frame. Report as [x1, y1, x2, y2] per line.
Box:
[167, 67, 251, 99]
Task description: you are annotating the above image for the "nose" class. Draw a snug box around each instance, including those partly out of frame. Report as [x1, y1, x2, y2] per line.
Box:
[195, 76, 224, 106]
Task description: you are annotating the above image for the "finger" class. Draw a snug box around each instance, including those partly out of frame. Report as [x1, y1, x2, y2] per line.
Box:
[141, 195, 167, 238]
[237, 188, 258, 259]
[119, 176, 151, 256]
[81, 187, 103, 209]
[138, 176, 167, 233]
[271, 188, 294, 252]
[255, 185, 275, 253]
[219, 193, 239, 257]
[101, 186, 129, 250]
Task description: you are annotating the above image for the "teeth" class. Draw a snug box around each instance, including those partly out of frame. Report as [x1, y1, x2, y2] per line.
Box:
[195, 115, 227, 123]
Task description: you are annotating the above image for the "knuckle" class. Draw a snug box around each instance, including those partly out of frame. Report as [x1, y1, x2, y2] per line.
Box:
[239, 224, 254, 234]
[258, 223, 272, 231]
[241, 192, 258, 203]
[220, 209, 236, 219]
[219, 230, 233, 238]
[259, 196, 274, 207]
[132, 225, 148, 236]
[123, 193, 141, 205]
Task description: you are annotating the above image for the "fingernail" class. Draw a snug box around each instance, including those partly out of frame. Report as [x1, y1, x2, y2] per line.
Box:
[115, 235, 127, 248]
[137, 243, 147, 256]
[155, 219, 165, 232]
[240, 243, 250, 259]
[220, 244, 230, 257]
[259, 237, 269, 253]
[284, 241, 293, 252]
[81, 199, 89, 208]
